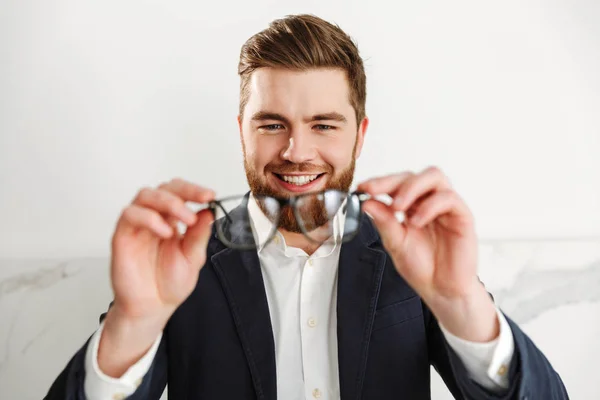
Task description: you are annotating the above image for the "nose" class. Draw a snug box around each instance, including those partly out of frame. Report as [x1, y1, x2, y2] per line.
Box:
[280, 131, 317, 164]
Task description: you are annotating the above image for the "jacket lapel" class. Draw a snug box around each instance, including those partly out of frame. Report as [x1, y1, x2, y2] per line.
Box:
[212, 247, 277, 400]
[337, 216, 387, 400]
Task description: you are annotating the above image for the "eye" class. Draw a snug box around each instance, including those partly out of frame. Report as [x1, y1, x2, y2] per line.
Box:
[260, 124, 285, 132]
[314, 124, 335, 131]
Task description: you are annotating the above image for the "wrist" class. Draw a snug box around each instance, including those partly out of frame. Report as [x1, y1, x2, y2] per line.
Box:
[108, 301, 173, 330]
[427, 283, 499, 343]
[97, 305, 170, 378]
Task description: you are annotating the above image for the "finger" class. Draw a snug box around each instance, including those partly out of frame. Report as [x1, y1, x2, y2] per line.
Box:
[117, 205, 174, 239]
[133, 187, 198, 226]
[181, 209, 215, 268]
[407, 190, 473, 230]
[164, 215, 183, 239]
[390, 166, 451, 212]
[362, 199, 407, 257]
[403, 194, 427, 220]
[356, 172, 413, 195]
[165, 215, 179, 229]
[159, 178, 216, 204]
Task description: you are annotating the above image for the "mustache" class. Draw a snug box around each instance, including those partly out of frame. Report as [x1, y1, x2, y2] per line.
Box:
[265, 162, 333, 175]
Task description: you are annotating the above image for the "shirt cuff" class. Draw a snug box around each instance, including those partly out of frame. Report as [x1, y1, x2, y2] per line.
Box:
[439, 306, 515, 391]
[83, 320, 163, 400]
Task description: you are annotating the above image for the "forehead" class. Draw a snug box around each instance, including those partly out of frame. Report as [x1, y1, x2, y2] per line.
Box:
[245, 67, 354, 118]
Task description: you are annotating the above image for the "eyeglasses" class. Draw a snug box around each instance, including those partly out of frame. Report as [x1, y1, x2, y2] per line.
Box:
[207, 189, 370, 250]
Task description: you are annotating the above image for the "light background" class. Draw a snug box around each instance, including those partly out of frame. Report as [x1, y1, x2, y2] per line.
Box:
[1, 0, 599, 398]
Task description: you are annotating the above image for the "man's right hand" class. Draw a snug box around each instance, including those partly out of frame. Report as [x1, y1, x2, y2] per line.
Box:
[97, 178, 215, 378]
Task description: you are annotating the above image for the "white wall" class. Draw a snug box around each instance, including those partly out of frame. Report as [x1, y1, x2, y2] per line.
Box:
[1, 0, 599, 398]
[1, 0, 599, 259]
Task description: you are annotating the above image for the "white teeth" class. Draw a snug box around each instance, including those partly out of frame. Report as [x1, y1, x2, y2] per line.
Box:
[281, 174, 319, 185]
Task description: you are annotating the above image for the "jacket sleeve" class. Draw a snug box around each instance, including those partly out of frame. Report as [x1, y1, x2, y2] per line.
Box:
[43, 309, 169, 400]
[425, 296, 570, 399]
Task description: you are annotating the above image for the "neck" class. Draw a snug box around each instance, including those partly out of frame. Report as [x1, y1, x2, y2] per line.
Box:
[279, 229, 321, 255]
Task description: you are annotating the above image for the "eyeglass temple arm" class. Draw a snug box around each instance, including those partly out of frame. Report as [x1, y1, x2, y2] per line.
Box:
[209, 201, 234, 224]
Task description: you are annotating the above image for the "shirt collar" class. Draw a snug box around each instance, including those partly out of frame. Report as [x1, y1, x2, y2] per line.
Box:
[247, 193, 278, 253]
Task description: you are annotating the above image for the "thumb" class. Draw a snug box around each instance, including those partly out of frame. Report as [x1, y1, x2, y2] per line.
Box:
[181, 209, 214, 268]
[362, 199, 407, 255]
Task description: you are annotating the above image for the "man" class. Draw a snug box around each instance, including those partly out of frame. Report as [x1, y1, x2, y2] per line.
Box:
[45, 14, 568, 399]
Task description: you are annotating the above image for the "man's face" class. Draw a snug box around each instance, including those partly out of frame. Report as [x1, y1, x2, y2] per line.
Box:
[238, 67, 368, 232]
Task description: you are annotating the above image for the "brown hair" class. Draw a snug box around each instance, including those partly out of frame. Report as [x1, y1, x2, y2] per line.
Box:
[238, 14, 366, 127]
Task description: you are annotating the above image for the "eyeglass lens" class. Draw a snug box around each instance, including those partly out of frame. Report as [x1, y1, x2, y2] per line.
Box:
[212, 191, 362, 249]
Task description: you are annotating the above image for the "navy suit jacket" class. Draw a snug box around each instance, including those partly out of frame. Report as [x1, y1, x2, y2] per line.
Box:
[45, 215, 568, 399]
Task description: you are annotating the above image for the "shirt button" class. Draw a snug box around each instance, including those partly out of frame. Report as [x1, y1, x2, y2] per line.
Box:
[497, 364, 507, 376]
[135, 377, 142, 387]
[274, 236, 280, 244]
[113, 394, 127, 400]
[307, 317, 317, 328]
[312, 388, 322, 398]
[307, 259, 313, 266]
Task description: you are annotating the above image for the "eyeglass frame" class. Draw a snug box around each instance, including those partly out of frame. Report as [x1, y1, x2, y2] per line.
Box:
[206, 189, 371, 250]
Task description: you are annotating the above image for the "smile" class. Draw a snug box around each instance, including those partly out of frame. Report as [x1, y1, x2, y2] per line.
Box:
[272, 173, 326, 192]
[278, 174, 320, 185]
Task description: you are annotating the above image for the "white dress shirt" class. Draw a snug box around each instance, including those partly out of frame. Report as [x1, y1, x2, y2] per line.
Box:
[84, 195, 515, 400]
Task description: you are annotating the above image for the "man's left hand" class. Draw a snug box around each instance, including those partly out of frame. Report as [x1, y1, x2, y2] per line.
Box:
[357, 166, 500, 343]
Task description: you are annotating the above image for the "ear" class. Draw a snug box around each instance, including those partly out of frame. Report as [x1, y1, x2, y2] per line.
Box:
[353, 116, 369, 159]
[237, 114, 243, 139]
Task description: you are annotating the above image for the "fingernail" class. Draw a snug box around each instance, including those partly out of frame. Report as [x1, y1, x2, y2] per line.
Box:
[395, 211, 406, 223]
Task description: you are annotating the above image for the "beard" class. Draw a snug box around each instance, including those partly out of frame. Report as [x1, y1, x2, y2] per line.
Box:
[243, 153, 356, 234]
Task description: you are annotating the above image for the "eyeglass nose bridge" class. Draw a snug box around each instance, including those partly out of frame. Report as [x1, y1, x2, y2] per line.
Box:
[275, 196, 295, 209]
[278, 190, 371, 213]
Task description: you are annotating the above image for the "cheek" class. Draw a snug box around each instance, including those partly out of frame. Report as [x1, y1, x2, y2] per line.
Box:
[248, 137, 285, 166]
[319, 140, 355, 169]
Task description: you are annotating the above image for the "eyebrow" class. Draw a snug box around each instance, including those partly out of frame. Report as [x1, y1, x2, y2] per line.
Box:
[250, 111, 347, 124]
